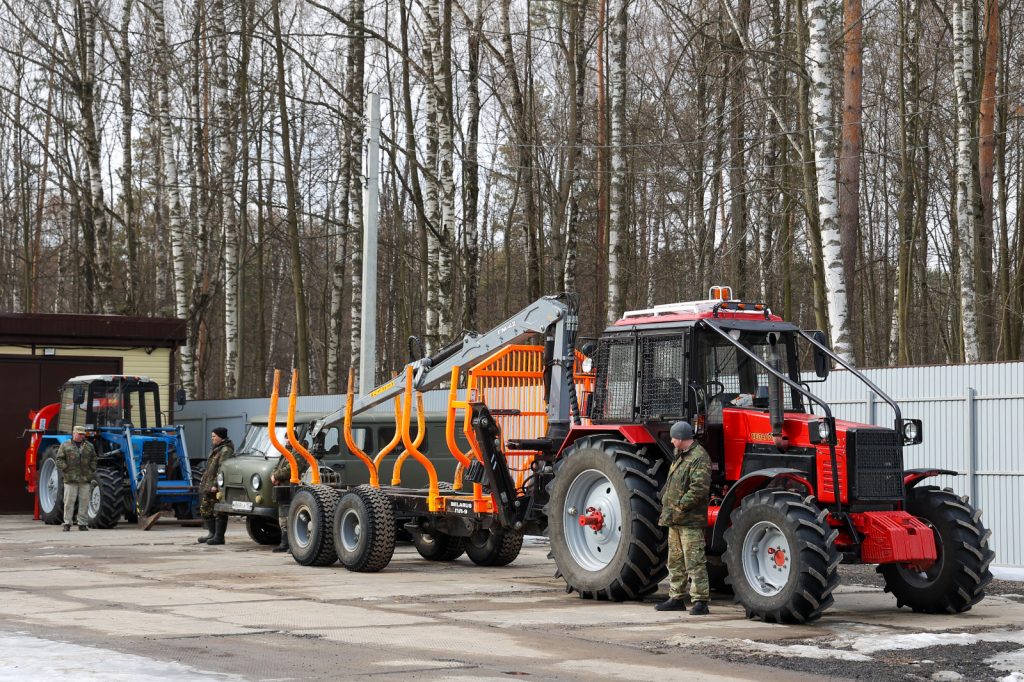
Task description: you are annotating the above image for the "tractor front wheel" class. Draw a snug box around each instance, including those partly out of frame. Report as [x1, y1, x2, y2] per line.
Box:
[288, 485, 341, 566]
[547, 436, 667, 601]
[88, 469, 124, 529]
[723, 489, 839, 623]
[37, 445, 64, 525]
[877, 486, 994, 613]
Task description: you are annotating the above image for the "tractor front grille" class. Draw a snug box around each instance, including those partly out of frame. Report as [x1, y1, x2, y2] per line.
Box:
[847, 429, 904, 501]
[141, 440, 167, 465]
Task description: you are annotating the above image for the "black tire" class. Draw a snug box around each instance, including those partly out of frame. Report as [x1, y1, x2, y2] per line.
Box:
[547, 436, 667, 601]
[413, 531, 465, 561]
[88, 469, 124, 529]
[465, 528, 524, 567]
[707, 556, 733, 594]
[334, 486, 397, 572]
[246, 516, 283, 545]
[878, 486, 994, 614]
[288, 485, 341, 566]
[723, 489, 840, 624]
[136, 463, 159, 517]
[176, 461, 205, 521]
[37, 444, 65, 525]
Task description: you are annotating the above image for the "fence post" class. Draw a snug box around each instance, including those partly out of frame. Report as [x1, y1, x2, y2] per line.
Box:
[965, 387, 977, 505]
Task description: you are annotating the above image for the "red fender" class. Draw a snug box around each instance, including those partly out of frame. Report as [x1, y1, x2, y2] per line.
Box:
[25, 403, 60, 519]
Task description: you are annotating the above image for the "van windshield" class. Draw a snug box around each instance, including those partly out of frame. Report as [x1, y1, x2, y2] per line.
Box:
[238, 426, 290, 457]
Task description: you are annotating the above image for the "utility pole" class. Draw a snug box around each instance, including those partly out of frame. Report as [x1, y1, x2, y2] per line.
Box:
[359, 93, 381, 392]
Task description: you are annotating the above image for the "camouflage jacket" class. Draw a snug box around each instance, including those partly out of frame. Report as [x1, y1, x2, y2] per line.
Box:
[199, 440, 234, 494]
[270, 448, 309, 484]
[658, 442, 711, 528]
[56, 439, 97, 484]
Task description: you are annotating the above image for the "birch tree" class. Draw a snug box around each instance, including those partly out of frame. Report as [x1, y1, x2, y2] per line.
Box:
[806, 0, 853, 361]
[606, 0, 627, 324]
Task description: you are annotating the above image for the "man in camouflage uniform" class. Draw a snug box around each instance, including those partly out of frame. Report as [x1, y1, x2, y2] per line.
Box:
[56, 426, 97, 531]
[656, 421, 712, 615]
[269, 446, 310, 553]
[198, 427, 233, 545]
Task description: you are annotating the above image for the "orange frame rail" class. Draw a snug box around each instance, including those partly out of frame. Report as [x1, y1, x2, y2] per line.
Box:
[286, 369, 320, 484]
[344, 368, 380, 487]
[267, 369, 300, 483]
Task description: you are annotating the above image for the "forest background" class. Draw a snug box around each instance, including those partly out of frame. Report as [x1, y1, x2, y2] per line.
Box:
[0, 0, 1021, 398]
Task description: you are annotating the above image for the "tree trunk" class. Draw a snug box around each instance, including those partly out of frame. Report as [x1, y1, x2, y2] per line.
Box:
[271, 0, 311, 392]
[462, 0, 482, 329]
[978, 0, 999, 359]
[606, 0, 627, 323]
[806, 0, 853, 360]
[838, 0, 862, 362]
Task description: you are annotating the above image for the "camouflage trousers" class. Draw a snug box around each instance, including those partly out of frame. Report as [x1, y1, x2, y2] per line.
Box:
[278, 505, 290, 534]
[63, 483, 91, 526]
[667, 525, 709, 602]
[199, 493, 218, 519]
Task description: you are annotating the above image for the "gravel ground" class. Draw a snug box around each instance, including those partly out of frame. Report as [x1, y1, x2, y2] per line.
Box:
[683, 565, 1024, 681]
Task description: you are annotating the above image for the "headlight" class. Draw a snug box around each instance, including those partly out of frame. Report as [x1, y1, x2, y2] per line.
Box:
[817, 421, 832, 441]
[251, 474, 262, 491]
[902, 419, 922, 444]
[216, 471, 224, 487]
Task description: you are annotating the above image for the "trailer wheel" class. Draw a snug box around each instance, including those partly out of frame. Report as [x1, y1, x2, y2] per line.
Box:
[878, 486, 994, 613]
[37, 445, 64, 525]
[465, 529, 524, 567]
[87, 469, 123, 529]
[413, 531, 465, 561]
[547, 436, 668, 601]
[288, 485, 341, 566]
[335, 486, 396, 572]
[723, 489, 839, 623]
[246, 516, 282, 545]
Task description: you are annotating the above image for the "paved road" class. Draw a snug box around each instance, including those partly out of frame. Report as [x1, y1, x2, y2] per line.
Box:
[0, 516, 1021, 681]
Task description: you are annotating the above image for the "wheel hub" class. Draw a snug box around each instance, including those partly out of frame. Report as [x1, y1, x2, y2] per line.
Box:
[564, 469, 622, 571]
[294, 507, 313, 547]
[742, 520, 793, 596]
[340, 508, 361, 552]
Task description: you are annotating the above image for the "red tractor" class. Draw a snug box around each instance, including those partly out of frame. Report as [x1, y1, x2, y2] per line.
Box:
[541, 287, 993, 622]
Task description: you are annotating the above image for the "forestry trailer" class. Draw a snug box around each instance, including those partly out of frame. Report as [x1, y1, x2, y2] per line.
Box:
[272, 288, 993, 623]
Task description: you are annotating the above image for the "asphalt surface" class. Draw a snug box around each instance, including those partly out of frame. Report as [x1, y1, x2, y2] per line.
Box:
[0, 515, 1021, 681]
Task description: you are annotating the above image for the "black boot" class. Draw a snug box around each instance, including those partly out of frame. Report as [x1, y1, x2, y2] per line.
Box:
[271, 531, 290, 553]
[689, 601, 710, 616]
[197, 518, 215, 544]
[655, 597, 688, 611]
[206, 515, 227, 545]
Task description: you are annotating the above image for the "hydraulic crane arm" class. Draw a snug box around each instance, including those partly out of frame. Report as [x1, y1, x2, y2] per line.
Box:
[311, 293, 580, 440]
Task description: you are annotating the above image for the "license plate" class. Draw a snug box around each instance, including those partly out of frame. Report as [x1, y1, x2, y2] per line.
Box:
[231, 500, 254, 512]
[446, 499, 474, 516]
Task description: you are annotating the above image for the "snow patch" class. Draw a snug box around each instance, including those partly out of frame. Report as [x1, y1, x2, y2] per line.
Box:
[0, 632, 243, 681]
[850, 630, 1024, 654]
[669, 636, 870, 662]
[986, 648, 1024, 674]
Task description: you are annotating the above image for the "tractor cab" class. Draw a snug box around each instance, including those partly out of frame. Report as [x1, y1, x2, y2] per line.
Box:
[57, 375, 165, 432]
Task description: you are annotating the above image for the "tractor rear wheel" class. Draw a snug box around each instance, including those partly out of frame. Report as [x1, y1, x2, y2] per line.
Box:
[88, 469, 124, 529]
[723, 489, 839, 623]
[335, 486, 396, 572]
[288, 485, 341, 566]
[465, 528, 524, 567]
[878, 486, 994, 613]
[246, 516, 282, 545]
[37, 445, 64, 525]
[413, 531, 465, 561]
[547, 436, 668, 601]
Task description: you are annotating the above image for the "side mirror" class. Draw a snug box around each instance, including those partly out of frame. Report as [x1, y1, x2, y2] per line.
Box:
[580, 342, 596, 358]
[73, 386, 85, 405]
[811, 330, 831, 379]
[176, 389, 187, 408]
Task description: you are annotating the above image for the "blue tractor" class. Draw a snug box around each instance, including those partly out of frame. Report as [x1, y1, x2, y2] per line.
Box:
[30, 375, 200, 528]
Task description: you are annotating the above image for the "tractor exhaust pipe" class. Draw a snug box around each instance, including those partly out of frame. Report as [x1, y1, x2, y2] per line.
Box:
[767, 333, 788, 452]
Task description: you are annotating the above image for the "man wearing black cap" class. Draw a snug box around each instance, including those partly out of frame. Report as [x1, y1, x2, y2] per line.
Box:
[656, 421, 712, 615]
[198, 427, 233, 545]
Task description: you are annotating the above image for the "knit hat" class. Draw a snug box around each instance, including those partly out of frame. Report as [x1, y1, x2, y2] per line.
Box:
[72, 426, 87, 435]
[212, 427, 228, 440]
[669, 421, 693, 441]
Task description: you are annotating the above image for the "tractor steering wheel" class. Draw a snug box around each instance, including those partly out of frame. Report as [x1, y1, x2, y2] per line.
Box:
[703, 381, 726, 402]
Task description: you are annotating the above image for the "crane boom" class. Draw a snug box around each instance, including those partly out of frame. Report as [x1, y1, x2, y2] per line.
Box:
[311, 294, 579, 440]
